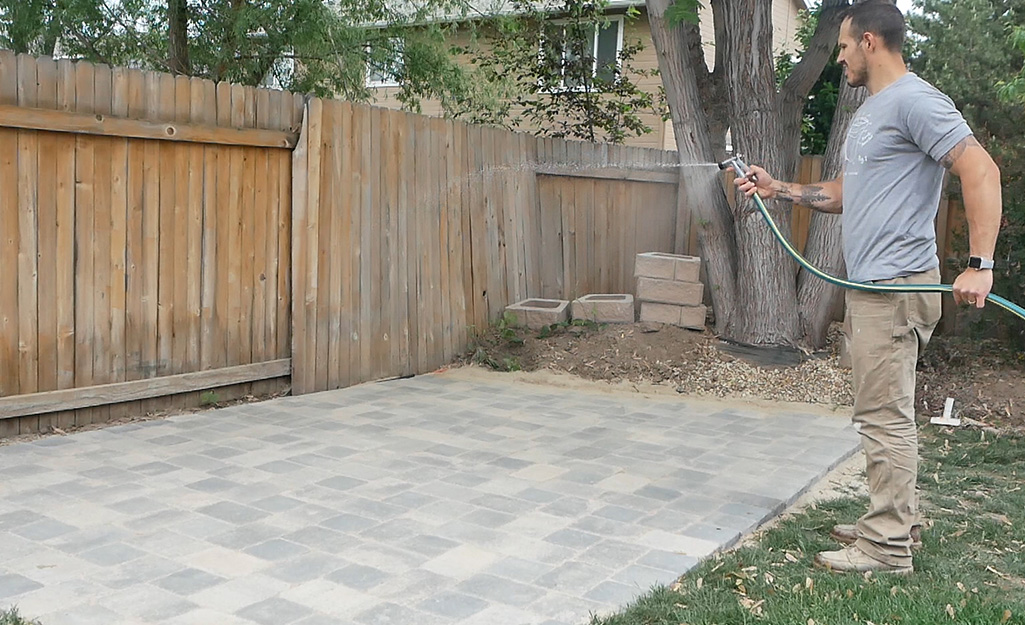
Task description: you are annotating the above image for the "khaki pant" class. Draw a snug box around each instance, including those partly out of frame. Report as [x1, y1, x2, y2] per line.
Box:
[843, 267, 942, 566]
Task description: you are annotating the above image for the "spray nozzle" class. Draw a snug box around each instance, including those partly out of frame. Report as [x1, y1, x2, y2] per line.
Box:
[718, 154, 756, 182]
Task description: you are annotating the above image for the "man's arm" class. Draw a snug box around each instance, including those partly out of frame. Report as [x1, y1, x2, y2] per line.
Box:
[943, 135, 1002, 259]
[944, 134, 1002, 308]
[734, 165, 844, 213]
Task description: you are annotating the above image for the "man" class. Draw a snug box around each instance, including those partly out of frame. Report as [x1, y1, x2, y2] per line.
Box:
[735, 1, 1002, 574]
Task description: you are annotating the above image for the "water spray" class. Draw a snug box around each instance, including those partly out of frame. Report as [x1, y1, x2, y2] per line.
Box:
[716, 153, 1025, 322]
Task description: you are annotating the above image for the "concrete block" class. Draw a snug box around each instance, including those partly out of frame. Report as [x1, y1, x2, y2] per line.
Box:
[570, 294, 634, 324]
[635, 252, 701, 282]
[636, 278, 703, 307]
[639, 303, 707, 330]
[639, 302, 681, 325]
[679, 305, 707, 330]
[506, 299, 569, 329]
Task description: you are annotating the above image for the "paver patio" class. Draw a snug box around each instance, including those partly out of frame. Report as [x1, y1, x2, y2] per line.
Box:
[0, 369, 860, 625]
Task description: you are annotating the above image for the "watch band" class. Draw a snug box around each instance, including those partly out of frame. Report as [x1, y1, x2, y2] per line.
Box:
[968, 256, 995, 270]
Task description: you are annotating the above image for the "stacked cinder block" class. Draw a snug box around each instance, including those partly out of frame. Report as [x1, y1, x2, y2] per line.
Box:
[634, 252, 707, 330]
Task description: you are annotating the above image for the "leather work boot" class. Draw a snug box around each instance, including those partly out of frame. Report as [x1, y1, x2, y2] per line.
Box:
[830, 524, 923, 549]
[814, 544, 913, 575]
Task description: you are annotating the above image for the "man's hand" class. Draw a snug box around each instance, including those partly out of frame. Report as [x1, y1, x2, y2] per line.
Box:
[732, 165, 777, 199]
[952, 268, 993, 308]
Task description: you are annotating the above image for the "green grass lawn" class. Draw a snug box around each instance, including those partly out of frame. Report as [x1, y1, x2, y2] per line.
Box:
[592, 428, 1025, 625]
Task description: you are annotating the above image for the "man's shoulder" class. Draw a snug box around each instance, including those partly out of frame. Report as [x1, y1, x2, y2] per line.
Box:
[896, 73, 953, 100]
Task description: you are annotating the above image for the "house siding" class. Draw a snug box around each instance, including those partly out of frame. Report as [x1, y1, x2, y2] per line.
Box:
[365, 0, 806, 150]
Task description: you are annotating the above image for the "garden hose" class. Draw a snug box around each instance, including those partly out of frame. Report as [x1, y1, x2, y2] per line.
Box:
[717, 155, 1025, 322]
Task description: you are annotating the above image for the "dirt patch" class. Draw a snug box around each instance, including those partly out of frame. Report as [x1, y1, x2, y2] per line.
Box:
[462, 321, 1025, 432]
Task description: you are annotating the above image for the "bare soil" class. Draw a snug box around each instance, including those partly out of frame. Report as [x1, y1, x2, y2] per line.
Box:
[462, 320, 1025, 432]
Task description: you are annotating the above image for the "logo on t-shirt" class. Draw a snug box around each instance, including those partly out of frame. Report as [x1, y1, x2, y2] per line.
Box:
[844, 114, 874, 173]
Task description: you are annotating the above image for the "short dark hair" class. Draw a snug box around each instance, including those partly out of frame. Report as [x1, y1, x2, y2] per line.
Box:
[843, 1, 905, 53]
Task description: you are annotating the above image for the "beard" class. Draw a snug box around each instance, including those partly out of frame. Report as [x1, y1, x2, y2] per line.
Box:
[844, 65, 866, 88]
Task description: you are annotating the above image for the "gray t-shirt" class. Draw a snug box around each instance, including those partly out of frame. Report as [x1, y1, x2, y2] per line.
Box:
[841, 72, 973, 282]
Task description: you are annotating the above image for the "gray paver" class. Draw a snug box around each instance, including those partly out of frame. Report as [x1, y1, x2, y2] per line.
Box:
[0, 370, 858, 625]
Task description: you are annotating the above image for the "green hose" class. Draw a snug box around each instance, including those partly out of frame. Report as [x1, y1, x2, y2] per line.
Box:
[721, 155, 1025, 322]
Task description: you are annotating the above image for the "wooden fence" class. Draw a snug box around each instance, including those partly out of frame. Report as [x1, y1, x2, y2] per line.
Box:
[291, 100, 681, 394]
[0, 52, 299, 434]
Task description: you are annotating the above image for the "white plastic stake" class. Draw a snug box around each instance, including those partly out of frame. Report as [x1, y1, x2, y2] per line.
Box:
[930, 397, 961, 427]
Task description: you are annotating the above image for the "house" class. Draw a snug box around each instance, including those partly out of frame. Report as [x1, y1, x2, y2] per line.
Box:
[364, 0, 809, 150]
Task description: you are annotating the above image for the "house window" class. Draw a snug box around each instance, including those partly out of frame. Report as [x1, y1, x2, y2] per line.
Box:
[366, 39, 403, 88]
[542, 16, 623, 90]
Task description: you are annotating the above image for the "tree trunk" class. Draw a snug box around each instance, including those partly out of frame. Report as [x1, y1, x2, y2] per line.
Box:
[646, 0, 738, 336]
[168, 0, 191, 75]
[720, 0, 801, 345]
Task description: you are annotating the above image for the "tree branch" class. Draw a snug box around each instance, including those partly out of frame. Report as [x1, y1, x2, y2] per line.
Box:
[780, 0, 847, 105]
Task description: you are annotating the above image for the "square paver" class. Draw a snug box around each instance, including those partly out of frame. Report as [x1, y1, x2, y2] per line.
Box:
[236, 597, 314, 625]
[327, 563, 389, 591]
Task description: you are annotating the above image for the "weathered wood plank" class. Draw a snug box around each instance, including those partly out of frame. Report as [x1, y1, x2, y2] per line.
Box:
[171, 75, 190, 387]
[138, 71, 162, 417]
[107, 66, 130, 422]
[401, 111, 418, 375]
[225, 85, 245, 367]
[0, 359, 290, 419]
[0, 104, 297, 147]
[264, 91, 283, 362]
[35, 57, 59, 428]
[432, 116, 451, 366]
[213, 81, 231, 371]
[250, 90, 271, 400]
[289, 101, 311, 394]
[155, 71, 176, 391]
[302, 97, 323, 391]
[443, 119, 463, 356]
[455, 120, 469, 350]
[17, 54, 40, 433]
[382, 109, 400, 376]
[198, 78, 219, 371]
[0, 51, 19, 440]
[53, 58, 78, 430]
[314, 102, 334, 391]
[240, 87, 257, 379]
[358, 105, 375, 381]
[185, 78, 206, 379]
[326, 102, 346, 389]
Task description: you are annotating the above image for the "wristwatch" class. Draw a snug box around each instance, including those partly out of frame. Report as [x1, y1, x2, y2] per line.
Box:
[968, 256, 995, 270]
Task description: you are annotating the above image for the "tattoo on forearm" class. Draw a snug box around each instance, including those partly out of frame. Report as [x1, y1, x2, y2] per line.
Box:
[800, 185, 830, 207]
[940, 135, 982, 169]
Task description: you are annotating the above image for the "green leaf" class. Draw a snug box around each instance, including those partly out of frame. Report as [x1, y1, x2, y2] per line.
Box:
[665, 0, 701, 27]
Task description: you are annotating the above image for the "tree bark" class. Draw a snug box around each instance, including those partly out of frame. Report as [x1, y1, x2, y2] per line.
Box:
[720, 0, 801, 345]
[646, 0, 738, 336]
[168, 0, 192, 75]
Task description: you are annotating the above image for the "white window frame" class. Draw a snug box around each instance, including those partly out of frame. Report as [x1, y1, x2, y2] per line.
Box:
[542, 15, 625, 92]
[365, 39, 403, 88]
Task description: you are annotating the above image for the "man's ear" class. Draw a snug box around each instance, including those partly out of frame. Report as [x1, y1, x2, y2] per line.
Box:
[862, 31, 877, 53]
